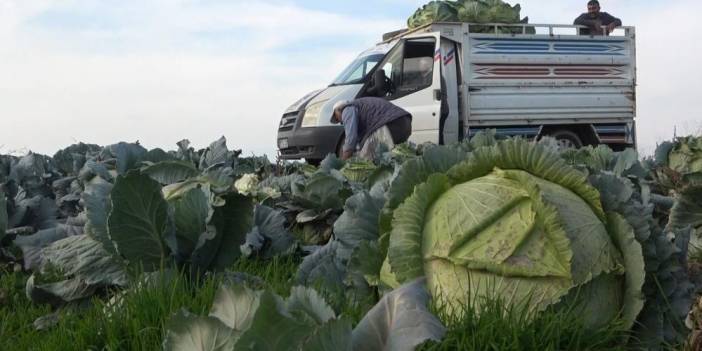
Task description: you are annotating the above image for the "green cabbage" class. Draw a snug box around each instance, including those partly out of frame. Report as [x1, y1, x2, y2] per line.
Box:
[668, 136, 702, 175]
[382, 139, 645, 329]
[652, 136, 702, 191]
[408, 0, 529, 30]
[341, 159, 377, 183]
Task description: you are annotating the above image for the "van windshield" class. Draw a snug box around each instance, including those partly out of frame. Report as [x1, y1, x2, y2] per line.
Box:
[330, 53, 385, 86]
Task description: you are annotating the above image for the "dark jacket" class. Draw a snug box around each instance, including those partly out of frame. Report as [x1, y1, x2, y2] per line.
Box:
[347, 97, 412, 146]
[574, 12, 622, 35]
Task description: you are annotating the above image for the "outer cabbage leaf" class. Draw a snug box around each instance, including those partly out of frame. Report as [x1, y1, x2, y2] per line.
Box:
[164, 284, 352, 351]
[291, 171, 350, 211]
[102, 142, 148, 174]
[143, 161, 199, 185]
[169, 186, 211, 259]
[297, 184, 386, 291]
[9, 152, 53, 197]
[25, 235, 128, 306]
[52, 142, 101, 175]
[233, 155, 271, 178]
[143, 148, 177, 163]
[163, 309, 237, 351]
[319, 154, 345, 173]
[607, 212, 645, 330]
[25, 274, 96, 307]
[198, 136, 230, 170]
[14, 224, 81, 270]
[635, 226, 695, 348]
[387, 174, 451, 283]
[590, 172, 694, 346]
[561, 145, 614, 173]
[259, 174, 305, 196]
[33, 311, 61, 331]
[612, 148, 649, 178]
[352, 278, 446, 351]
[667, 185, 702, 254]
[42, 234, 128, 287]
[232, 290, 314, 350]
[296, 241, 346, 289]
[347, 241, 383, 287]
[108, 170, 171, 271]
[191, 194, 253, 272]
[0, 188, 6, 242]
[79, 159, 113, 182]
[386, 145, 468, 212]
[83, 176, 116, 254]
[209, 284, 261, 333]
[333, 185, 387, 261]
[241, 205, 296, 259]
[380, 145, 468, 257]
[286, 286, 336, 325]
[9, 195, 57, 230]
[304, 318, 353, 351]
[175, 139, 199, 164]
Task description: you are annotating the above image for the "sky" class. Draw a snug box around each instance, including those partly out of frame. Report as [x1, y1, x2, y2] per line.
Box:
[1, 0, 700, 158]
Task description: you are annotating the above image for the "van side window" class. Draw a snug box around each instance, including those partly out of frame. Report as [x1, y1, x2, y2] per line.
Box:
[400, 40, 435, 91]
[381, 38, 436, 100]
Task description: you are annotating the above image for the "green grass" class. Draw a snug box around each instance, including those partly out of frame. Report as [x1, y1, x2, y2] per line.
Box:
[1, 257, 631, 351]
[422, 297, 629, 351]
[1, 256, 301, 351]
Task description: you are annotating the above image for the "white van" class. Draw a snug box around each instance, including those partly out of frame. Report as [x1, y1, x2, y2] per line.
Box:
[277, 22, 636, 163]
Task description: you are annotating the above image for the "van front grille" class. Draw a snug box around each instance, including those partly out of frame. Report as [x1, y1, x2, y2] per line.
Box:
[278, 112, 299, 132]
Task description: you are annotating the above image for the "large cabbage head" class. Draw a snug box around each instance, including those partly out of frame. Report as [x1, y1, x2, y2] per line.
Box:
[382, 139, 645, 329]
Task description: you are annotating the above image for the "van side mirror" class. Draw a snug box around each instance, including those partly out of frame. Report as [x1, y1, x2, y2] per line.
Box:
[371, 69, 387, 97]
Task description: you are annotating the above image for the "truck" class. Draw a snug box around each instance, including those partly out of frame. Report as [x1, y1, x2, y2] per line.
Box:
[276, 22, 636, 163]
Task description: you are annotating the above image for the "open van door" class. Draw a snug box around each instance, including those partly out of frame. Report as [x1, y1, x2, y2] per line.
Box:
[440, 38, 460, 144]
[374, 33, 443, 144]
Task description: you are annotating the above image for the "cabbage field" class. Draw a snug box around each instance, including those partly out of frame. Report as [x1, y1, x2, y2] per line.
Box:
[1, 134, 701, 350]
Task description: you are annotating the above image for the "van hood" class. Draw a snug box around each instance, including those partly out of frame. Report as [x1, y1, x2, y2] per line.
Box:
[284, 89, 324, 114]
[304, 84, 364, 127]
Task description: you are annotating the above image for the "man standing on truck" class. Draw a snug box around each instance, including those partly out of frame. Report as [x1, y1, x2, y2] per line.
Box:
[574, 0, 622, 35]
[330, 97, 412, 160]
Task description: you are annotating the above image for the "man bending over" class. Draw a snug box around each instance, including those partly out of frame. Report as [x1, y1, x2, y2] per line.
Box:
[330, 97, 412, 160]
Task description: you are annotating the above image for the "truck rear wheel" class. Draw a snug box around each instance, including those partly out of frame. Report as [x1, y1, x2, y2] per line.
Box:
[546, 129, 583, 149]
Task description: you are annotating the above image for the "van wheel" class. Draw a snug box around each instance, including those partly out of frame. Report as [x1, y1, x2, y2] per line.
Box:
[336, 136, 346, 158]
[305, 158, 321, 166]
[546, 130, 583, 149]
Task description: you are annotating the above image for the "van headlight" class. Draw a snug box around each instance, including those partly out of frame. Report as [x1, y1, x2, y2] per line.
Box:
[301, 101, 325, 127]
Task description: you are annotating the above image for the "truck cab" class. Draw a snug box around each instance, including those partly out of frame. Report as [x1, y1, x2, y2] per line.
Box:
[277, 22, 637, 163]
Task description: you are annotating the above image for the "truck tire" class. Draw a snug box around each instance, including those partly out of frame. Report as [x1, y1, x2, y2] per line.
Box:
[305, 158, 321, 166]
[546, 129, 583, 149]
[336, 136, 345, 158]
